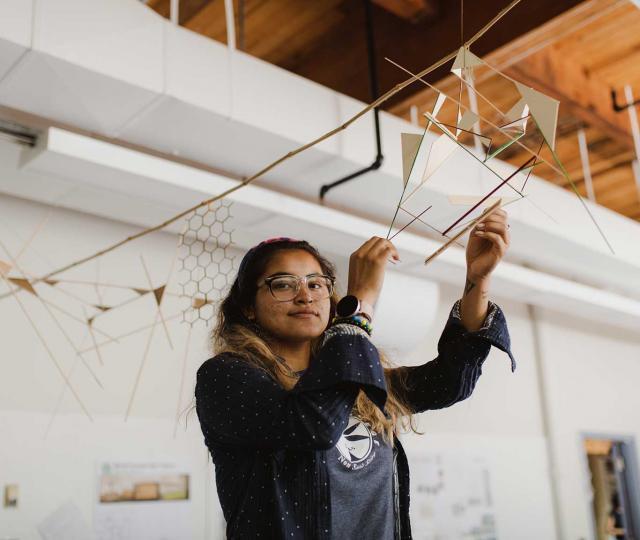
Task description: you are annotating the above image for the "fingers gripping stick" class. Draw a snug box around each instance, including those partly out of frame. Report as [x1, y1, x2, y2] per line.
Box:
[424, 198, 503, 266]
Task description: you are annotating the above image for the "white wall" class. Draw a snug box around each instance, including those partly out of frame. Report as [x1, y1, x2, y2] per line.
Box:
[400, 285, 558, 540]
[535, 309, 640, 540]
[0, 412, 224, 540]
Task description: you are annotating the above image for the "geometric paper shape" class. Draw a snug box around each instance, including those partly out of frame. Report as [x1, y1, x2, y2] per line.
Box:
[192, 297, 211, 309]
[152, 285, 166, 306]
[515, 82, 559, 150]
[503, 97, 530, 132]
[8, 277, 37, 296]
[485, 130, 525, 162]
[421, 133, 460, 185]
[431, 91, 448, 119]
[0, 259, 12, 276]
[401, 133, 423, 186]
[451, 46, 484, 78]
[457, 109, 479, 135]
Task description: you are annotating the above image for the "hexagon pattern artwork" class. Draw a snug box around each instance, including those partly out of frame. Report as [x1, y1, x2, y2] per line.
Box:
[177, 200, 236, 325]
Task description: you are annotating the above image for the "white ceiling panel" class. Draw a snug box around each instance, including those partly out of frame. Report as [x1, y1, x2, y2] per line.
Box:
[0, 52, 160, 136]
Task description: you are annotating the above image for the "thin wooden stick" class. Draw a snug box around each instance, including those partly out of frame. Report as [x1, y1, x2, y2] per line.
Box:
[173, 323, 193, 439]
[77, 312, 182, 354]
[125, 247, 180, 421]
[44, 328, 92, 439]
[398, 207, 465, 248]
[14, 210, 52, 264]
[43, 278, 150, 291]
[388, 205, 432, 241]
[140, 254, 173, 350]
[39, 295, 118, 343]
[124, 309, 160, 422]
[425, 199, 502, 265]
[0, 273, 93, 421]
[0, 238, 104, 387]
[84, 306, 105, 367]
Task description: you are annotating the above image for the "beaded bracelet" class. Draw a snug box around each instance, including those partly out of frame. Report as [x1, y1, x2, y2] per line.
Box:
[331, 314, 373, 335]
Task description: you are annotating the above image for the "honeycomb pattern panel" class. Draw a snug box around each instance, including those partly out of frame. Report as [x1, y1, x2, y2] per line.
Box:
[177, 199, 236, 325]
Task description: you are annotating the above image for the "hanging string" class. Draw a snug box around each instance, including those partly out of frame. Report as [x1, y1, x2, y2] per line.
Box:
[461, 0, 464, 45]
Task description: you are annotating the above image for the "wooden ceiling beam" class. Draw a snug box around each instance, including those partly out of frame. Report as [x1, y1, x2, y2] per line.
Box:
[372, 0, 438, 22]
[504, 46, 634, 150]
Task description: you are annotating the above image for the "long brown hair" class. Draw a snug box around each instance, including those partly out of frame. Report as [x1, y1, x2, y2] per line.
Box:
[210, 239, 419, 444]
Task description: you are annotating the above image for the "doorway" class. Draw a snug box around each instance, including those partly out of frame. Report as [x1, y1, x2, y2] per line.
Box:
[584, 436, 640, 540]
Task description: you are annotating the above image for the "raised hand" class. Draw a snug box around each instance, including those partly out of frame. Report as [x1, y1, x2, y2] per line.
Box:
[466, 208, 510, 281]
[347, 237, 400, 308]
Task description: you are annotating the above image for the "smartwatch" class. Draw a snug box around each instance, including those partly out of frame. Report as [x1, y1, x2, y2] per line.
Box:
[336, 295, 373, 322]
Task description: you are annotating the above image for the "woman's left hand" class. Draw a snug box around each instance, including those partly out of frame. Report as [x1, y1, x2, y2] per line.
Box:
[466, 208, 510, 280]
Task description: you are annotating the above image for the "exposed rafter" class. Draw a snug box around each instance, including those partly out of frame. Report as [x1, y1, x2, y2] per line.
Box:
[372, 0, 438, 22]
[506, 47, 633, 150]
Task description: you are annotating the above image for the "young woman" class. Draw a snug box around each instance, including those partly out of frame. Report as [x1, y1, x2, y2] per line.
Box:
[196, 209, 515, 539]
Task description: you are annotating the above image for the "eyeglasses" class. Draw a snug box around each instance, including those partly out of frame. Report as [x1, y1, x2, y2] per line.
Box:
[261, 273, 335, 302]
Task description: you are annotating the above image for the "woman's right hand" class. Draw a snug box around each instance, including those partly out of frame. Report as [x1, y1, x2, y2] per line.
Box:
[347, 237, 400, 308]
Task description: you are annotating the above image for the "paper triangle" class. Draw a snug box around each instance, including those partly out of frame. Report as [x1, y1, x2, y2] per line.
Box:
[94, 305, 111, 312]
[505, 98, 529, 124]
[192, 297, 211, 309]
[401, 133, 422, 186]
[457, 109, 479, 135]
[132, 288, 149, 296]
[432, 92, 447, 118]
[421, 133, 459, 184]
[153, 285, 166, 306]
[515, 82, 559, 150]
[0, 259, 12, 277]
[451, 47, 484, 78]
[9, 277, 37, 296]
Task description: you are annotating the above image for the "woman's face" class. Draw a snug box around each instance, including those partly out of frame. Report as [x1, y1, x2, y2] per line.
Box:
[251, 249, 332, 344]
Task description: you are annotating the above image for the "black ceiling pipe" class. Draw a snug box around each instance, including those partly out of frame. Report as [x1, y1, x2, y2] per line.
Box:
[319, 0, 384, 201]
[611, 88, 640, 113]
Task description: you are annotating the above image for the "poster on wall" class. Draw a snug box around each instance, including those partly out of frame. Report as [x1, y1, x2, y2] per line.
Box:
[94, 462, 192, 540]
[410, 452, 498, 540]
[3, 484, 18, 507]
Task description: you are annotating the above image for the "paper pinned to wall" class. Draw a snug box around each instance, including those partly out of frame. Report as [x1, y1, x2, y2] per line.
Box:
[411, 452, 498, 540]
[38, 501, 94, 540]
[94, 461, 192, 540]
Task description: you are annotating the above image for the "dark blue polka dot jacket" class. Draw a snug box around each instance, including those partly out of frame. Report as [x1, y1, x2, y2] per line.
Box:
[195, 300, 514, 539]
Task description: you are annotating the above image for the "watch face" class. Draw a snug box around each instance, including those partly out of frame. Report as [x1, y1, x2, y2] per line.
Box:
[337, 295, 359, 317]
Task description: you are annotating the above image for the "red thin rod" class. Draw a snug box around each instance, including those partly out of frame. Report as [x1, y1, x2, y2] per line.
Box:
[442, 154, 536, 236]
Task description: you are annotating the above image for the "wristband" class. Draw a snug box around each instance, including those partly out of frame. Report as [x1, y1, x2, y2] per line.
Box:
[331, 314, 373, 335]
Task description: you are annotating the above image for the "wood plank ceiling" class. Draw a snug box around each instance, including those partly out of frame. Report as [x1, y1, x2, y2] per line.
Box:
[146, 0, 640, 222]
